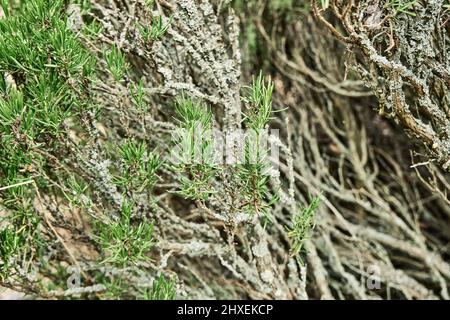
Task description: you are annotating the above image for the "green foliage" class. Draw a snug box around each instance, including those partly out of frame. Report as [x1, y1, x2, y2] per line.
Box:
[130, 80, 147, 112]
[172, 96, 217, 201]
[287, 195, 320, 258]
[104, 45, 127, 81]
[0, 227, 25, 277]
[0, 0, 92, 281]
[137, 16, 172, 42]
[0, 0, 94, 137]
[176, 165, 217, 201]
[82, 20, 103, 39]
[0, 0, 94, 206]
[95, 271, 176, 300]
[114, 140, 162, 192]
[0, 90, 26, 127]
[62, 175, 89, 207]
[239, 73, 277, 215]
[268, 0, 294, 11]
[174, 96, 212, 131]
[242, 72, 274, 131]
[0, 207, 43, 280]
[0, 144, 33, 204]
[172, 74, 279, 216]
[387, 0, 419, 16]
[97, 273, 128, 299]
[95, 200, 155, 267]
[142, 274, 177, 300]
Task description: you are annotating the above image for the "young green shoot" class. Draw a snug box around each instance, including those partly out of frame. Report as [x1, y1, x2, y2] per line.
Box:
[137, 16, 172, 42]
[240, 72, 276, 216]
[104, 45, 127, 81]
[172, 96, 217, 201]
[242, 71, 275, 131]
[287, 195, 320, 258]
[114, 140, 162, 192]
[142, 274, 177, 300]
[95, 200, 155, 267]
[130, 80, 147, 112]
